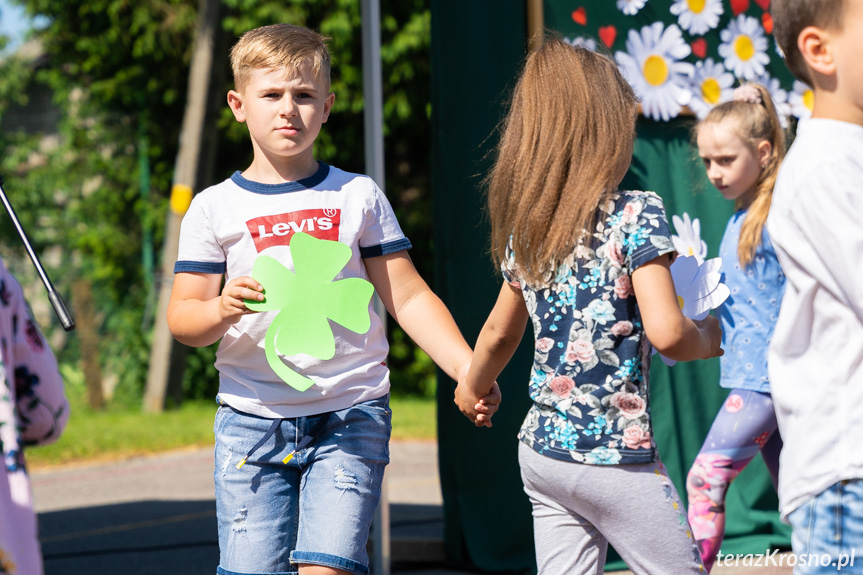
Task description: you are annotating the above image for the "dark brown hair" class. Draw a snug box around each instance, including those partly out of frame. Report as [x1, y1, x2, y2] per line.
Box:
[486, 38, 637, 287]
[771, 0, 845, 85]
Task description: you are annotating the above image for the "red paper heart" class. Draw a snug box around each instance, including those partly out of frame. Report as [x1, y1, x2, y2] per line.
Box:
[571, 7, 587, 26]
[691, 38, 707, 59]
[761, 12, 774, 34]
[598, 25, 617, 48]
[754, 0, 770, 9]
[730, 0, 750, 15]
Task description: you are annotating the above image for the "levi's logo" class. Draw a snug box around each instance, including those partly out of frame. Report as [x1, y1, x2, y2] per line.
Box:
[246, 208, 341, 252]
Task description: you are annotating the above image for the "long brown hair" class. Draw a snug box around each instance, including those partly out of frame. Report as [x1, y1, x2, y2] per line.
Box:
[697, 83, 786, 267]
[486, 38, 637, 287]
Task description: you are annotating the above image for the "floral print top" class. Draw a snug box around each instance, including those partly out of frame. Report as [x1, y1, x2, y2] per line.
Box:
[717, 209, 785, 393]
[506, 190, 675, 465]
[0, 257, 67, 575]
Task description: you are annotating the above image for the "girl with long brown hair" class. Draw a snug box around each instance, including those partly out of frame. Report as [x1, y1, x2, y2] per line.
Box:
[687, 83, 787, 572]
[454, 37, 722, 574]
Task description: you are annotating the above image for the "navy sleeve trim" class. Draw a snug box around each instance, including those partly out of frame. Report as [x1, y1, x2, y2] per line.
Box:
[360, 238, 413, 258]
[174, 261, 227, 274]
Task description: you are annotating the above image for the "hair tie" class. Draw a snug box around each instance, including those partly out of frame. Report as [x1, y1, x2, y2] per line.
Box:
[732, 85, 763, 105]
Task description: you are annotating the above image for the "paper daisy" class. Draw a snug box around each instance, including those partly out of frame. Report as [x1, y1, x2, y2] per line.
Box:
[616, 22, 694, 122]
[753, 71, 792, 128]
[617, 0, 647, 16]
[687, 58, 735, 119]
[656, 255, 730, 366]
[564, 36, 597, 51]
[671, 213, 708, 263]
[719, 14, 770, 81]
[789, 80, 814, 121]
[672, 256, 728, 320]
[670, 0, 724, 35]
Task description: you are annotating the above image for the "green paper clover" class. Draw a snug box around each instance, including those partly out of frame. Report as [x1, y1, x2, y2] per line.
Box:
[244, 232, 375, 391]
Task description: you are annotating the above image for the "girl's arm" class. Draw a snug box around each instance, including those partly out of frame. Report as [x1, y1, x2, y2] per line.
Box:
[167, 272, 264, 347]
[632, 255, 723, 361]
[456, 280, 529, 425]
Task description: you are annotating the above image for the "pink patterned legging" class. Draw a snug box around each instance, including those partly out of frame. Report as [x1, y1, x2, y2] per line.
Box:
[686, 389, 782, 573]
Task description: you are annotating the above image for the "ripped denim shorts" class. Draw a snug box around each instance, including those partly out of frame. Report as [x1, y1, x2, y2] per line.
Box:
[213, 394, 391, 575]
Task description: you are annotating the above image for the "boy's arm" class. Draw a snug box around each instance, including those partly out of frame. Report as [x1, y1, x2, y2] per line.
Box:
[364, 251, 472, 382]
[456, 281, 528, 423]
[167, 272, 263, 347]
[631, 255, 723, 361]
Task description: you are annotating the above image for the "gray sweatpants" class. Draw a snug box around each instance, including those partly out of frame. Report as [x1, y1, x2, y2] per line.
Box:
[518, 442, 704, 574]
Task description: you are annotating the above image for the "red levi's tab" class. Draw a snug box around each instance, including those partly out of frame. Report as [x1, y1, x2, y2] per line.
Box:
[247, 208, 341, 252]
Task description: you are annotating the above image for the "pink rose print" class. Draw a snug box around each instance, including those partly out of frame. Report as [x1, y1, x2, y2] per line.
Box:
[725, 394, 744, 413]
[565, 339, 596, 363]
[610, 391, 646, 419]
[610, 321, 633, 337]
[549, 375, 575, 398]
[621, 201, 643, 224]
[536, 337, 555, 353]
[607, 240, 624, 268]
[622, 425, 652, 449]
[614, 274, 633, 299]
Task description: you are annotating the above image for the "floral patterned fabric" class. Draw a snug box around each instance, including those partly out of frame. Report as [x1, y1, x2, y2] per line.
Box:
[717, 209, 785, 393]
[508, 190, 675, 465]
[0, 257, 67, 575]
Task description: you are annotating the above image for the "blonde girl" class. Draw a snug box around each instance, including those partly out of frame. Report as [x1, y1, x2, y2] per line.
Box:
[686, 83, 787, 572]
[454, 38, 722, 575]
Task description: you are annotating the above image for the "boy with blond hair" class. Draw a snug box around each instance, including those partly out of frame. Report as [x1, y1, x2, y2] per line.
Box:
[167, 24, 487, 575]
[767, 1, 863, 571]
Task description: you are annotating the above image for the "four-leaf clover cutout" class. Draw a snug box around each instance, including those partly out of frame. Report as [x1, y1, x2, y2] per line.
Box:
[244, 232, 375, 391]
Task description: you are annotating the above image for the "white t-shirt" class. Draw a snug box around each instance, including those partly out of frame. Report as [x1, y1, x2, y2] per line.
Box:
[766, 119, 863, 519]
[175, 163, 411, 418]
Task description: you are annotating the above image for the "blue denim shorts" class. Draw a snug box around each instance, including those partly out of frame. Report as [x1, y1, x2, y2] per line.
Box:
[788, 479, 863, 574]
[213, 395, 391, 575]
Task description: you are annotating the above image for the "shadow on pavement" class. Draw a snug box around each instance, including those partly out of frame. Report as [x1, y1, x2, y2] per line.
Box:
[39, 500, 219, 575]
[38, 500, 464, 575]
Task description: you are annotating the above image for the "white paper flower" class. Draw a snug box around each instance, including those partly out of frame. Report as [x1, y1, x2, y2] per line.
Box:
[617, 0, 647, 16]
[789, 80, 814, 121]
[753, 71, 792, 128]
[775, 38, 785, 59]
[687, 58, 735, 119]
[670, 0, 724, 35]
[616, 22, 694, 122]
[656, 255, 730, 366]
[564, 36, 597, 51]
[719, 14, 770, 81]
[671, 213, 708, 263]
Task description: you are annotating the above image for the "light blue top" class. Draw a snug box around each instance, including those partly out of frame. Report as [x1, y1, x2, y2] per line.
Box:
[717, 209, 785, 392]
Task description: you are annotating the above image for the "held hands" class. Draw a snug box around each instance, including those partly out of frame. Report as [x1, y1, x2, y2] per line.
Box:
[454, 362, 502, 428]
[693, 314, 724, 359]
[220, 276, 263, 323]
[454, 381, 501, 428]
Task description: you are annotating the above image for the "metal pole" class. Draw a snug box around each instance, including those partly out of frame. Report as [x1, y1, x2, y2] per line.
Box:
[0, 176, 75, 331]
[526, 0, 544, 51]
[362, 0, 390, 573]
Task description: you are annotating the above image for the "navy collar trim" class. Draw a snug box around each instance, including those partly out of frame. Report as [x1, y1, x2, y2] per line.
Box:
[230, 162, 330, 194]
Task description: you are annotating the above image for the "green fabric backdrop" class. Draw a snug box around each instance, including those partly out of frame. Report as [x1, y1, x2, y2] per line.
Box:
[430, 2, 790, 571]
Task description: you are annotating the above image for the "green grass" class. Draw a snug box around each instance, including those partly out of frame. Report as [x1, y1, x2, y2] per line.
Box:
[390, 396, 437, 441]
[26, 395, 437, 470]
